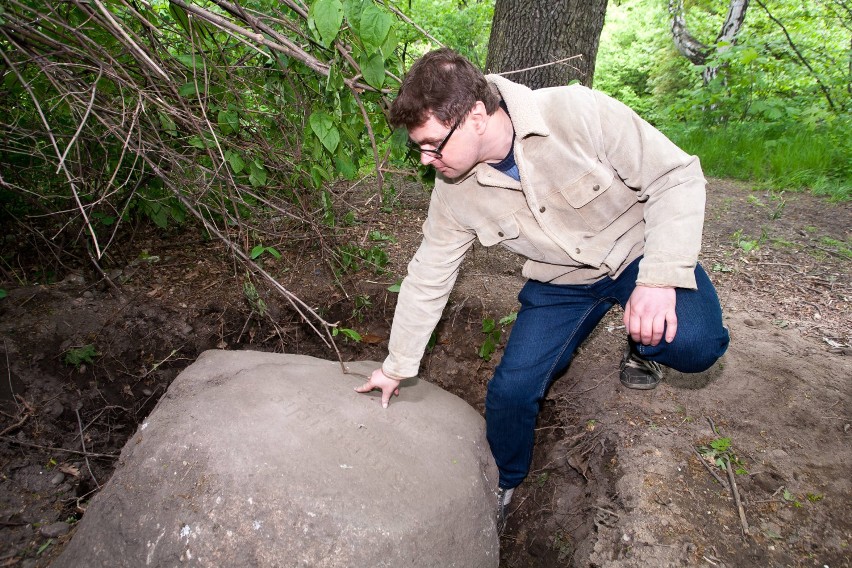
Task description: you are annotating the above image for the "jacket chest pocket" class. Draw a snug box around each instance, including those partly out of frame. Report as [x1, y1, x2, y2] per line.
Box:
[561, 168, 637, 231]
[476, 214, 545, 261]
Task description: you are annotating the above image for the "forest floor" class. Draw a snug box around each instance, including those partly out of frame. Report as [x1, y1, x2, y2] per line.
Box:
[0, 177, 850, 567]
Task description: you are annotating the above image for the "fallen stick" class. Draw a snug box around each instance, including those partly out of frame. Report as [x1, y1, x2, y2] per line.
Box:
[725, 457, 750, 536]
[0, 413, 30, 437]
[692, 446, 727, 488]
[76, 408, 100, 489]
[0, 436, 118, 459]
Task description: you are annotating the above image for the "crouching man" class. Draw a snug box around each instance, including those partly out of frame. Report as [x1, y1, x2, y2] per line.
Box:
[356, 48, 730, 526]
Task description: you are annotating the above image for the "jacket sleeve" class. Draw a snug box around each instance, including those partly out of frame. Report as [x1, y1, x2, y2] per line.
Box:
[592, 90, 706, 289]
[382, 187, 476, 379]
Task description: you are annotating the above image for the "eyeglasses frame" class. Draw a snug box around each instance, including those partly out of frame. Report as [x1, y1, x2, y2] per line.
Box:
[408, 117, 462, 160]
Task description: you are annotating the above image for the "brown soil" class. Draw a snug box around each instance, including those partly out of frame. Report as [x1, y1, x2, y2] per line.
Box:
[0, 178, 850, 567]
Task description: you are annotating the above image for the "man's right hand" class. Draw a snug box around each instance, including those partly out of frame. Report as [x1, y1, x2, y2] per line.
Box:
[354, 368, 401, 409]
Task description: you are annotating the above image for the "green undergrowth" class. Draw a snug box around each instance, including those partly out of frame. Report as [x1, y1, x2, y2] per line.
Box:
[665, 120, 851, 202]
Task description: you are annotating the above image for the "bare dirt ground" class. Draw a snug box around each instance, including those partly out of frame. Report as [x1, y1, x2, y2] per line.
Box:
[0, 177, 849, 567]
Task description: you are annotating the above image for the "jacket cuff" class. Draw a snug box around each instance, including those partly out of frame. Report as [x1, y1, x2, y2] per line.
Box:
[636, 257, 698, 290]
[381, 357, 417, 381]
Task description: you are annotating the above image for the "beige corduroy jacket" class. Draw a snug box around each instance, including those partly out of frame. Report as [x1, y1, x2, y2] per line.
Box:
[383, 75, 707, 380]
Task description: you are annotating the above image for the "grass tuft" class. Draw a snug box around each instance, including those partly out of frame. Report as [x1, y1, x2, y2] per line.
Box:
[663, 120, 851, 202]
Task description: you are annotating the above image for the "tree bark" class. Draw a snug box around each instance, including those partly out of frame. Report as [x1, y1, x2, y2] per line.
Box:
[485, 0, 608, 89]
[669, 0, 749, 84]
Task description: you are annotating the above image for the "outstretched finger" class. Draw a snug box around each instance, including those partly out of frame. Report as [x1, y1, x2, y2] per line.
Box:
[353, 381, 376, 394]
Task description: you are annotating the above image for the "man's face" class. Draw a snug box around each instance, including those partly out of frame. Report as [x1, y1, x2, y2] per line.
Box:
[408, 113, 479, 179]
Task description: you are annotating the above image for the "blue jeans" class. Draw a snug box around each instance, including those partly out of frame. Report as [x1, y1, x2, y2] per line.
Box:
[485, 257, 730, 489]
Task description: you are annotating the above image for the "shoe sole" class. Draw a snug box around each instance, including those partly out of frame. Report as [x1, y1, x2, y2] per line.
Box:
[620, 378, 660, 390]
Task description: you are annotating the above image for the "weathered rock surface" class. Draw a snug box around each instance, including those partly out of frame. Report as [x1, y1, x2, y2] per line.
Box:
[53, 351, 499, 567]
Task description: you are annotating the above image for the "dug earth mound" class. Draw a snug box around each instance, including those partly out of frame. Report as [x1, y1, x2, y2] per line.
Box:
[52, 352, 499, 568]
[0, 178, 849, 566]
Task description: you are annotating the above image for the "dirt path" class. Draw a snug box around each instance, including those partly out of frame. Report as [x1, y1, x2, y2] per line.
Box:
[0, 178, 849, 567]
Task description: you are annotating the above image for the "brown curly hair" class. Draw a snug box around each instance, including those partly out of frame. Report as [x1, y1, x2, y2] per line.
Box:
[389, 48, 501, 129]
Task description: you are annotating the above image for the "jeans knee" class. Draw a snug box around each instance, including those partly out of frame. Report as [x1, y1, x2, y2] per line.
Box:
[486, 371, 542, 411]
[640, 325, 729, 373]
[684, 352, 723, 373]
[669, 328, 729, 373]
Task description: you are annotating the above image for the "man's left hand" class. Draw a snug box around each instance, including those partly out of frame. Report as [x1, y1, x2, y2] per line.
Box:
[623, 285, 677, 346]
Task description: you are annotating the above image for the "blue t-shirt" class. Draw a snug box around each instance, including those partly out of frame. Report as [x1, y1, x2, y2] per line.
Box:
[489, 100, 519, 181]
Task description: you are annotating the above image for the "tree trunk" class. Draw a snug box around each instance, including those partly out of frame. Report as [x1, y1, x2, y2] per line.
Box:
[485, 0, 608, 89]
[669, 0, 750, 84]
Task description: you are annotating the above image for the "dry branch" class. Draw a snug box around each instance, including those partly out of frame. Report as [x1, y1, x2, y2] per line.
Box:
[0, 0, 412, 360]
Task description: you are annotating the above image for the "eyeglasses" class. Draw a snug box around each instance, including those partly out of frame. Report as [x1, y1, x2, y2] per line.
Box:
[407, 118, 461, 160]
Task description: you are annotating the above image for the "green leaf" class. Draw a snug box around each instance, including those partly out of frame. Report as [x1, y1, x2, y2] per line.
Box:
[174, 54, 200, 70]
[333, 327, 362, 342]
[312, 165, 330, 192]
[225, 150, 245, 174]
[218, 110, 239, 135]
[309, 111, 340, 153]
[359, 52, 385, 89]
[309, 0, 344, 48]
[152, 207, 168, 228]
[178, 82, 200, 97]
[740, 47, 760, 65]
[169, 2, 191, 34]
[158, 112, 177, 137]
[249, 159, 267, 187]
[368, 230, 396, 243]
[65, 344, 99, 367]
[426, 331, 438, 352]
[334, 153, 357, 179]
[250, 245, 264, 259]
[321, 189, 334, 225]
[188, 135, 206, 149]
[387, 281, 401, 293]
[380, 26, 398, 60]
[342, 0, 367, 34]
[478, 335, 496, 361]
[326, 64, 345, 93]
[499, 312, 518, 326]
[0, 289, 7, 300]
[481, 318, 496, 333]
[359, 2, 391, 49]
[37, 539, 53, 555]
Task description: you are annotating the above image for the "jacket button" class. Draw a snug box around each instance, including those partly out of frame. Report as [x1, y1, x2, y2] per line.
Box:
[539, 206, 546, 213]
[592, 184, 601, 191]
[498, 231, 504, 237]
[575, 248, 581, 254]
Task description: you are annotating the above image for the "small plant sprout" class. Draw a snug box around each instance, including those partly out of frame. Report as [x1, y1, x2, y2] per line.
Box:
[783, 488, 803, 507]
[698, 437, 748, 474]
[732, 229, 760, 254]
[478, 318, 500, 361]
[352, 294, 372, 322]
[64, 345, 99, 368]
[250, 244, 281, 260]
[368, 230, 396, 243]
[332, 327, 362, 342]
[478, 311, 519, 361]
[242, 278, 267, 316]
[336, 243, 390, 275]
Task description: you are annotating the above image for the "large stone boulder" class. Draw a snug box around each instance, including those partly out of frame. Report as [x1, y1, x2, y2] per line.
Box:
[53, 351, 499, 567]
